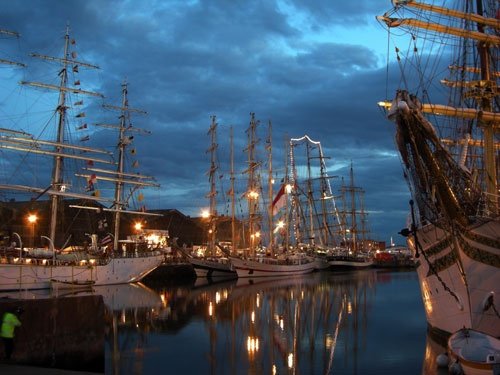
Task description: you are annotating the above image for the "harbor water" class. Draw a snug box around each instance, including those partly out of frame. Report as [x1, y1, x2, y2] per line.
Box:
[107, 268, 441, 374]
[1, 268, 448, 374]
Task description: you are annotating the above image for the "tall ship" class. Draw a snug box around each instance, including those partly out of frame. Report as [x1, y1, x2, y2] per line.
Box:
[377, 1, 499, 338]
[188, 115, 236, 278]
[0, 26, 164, 291]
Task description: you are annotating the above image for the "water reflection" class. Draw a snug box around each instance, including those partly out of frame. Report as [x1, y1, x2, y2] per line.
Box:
[105, 270, 430, 374]
[0, 270, 434, 374]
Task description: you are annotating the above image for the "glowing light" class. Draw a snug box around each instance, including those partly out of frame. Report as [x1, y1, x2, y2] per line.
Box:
[89, 259, 96, 265]
[27, 214, 38, 224]
[347, 301, 352, 314]
[251, 311, 255, 323]
[285, 184, 293, 194]
[134, 222, 143, 231]
[247, 190, 259, 199]
[274, 220, 285, 234]
[247, 336, 259, 355]
[209, 301, 213, 317]
[272, 365, 277, 375]
[287, 353, 294, 368]
[325, 334, 333, 349]
[216, 292, 221, 304]
[256, 294, 260, 308]
[24, 258, 31, 264]
[201, 209, 210, 218]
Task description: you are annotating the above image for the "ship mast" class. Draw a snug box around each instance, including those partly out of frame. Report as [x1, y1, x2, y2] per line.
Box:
[20, 25, 103, 246]
[230, 126, 236, 256]
[207, 115, 218, 256]
[243, 113, 261, 256]
[98, 82, 160, 250]
[266, 120, 274, 254]
[378, 0, 500, 213]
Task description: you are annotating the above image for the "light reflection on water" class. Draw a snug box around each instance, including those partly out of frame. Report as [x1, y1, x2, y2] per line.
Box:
[104, 269, 441, 375]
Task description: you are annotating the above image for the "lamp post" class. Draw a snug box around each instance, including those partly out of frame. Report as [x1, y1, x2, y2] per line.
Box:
[27, 213, 37, 248]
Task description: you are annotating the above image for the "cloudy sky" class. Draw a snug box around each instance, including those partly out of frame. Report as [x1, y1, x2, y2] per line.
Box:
[0, 1, 412, 244]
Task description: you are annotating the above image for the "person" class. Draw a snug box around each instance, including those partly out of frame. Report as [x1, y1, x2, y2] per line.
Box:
[1, 307, 23, 360]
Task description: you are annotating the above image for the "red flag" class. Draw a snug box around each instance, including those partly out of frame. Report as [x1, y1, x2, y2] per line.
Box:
[272, 184, 286, 216]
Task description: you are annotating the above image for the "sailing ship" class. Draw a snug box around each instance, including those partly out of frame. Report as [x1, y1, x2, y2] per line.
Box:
[0, 26, 164, 291]
[327, 162, 373, 269]
[188, 115, 236, 278]
[377, 1, 499, 338]
[230, 114, 316, 277]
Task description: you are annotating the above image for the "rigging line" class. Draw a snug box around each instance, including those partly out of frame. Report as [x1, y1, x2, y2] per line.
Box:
[409, 200, 463, 306]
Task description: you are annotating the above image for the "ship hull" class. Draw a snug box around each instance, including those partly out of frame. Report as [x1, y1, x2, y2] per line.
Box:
[409, 219, 500, 338]
[0, 252, 164, 291]
[189, 257, 237, 278]
[230, 256, 316, 278]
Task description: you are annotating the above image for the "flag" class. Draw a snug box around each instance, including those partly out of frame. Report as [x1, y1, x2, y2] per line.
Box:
[76, 112, 86, 118]
[80, 135, 90, 142]
[77, 123, 87, 130]
[272, 184, 286, 216]
[86, 174, 97, 191]
[100, 234, 113, 246]
[74, 100, 83, 105]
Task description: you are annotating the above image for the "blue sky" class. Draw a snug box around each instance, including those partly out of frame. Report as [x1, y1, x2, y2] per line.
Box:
[0, 0, 411, 244]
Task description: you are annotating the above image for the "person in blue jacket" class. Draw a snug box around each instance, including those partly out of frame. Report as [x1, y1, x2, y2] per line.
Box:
[1, 307, 23, 360]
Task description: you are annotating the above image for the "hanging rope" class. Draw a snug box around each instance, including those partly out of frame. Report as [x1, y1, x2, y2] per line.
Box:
[409, 200, 463, 306]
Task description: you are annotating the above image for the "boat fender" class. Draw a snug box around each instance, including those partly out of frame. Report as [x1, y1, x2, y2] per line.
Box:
[448, 360, 464, 375]
[482, 291, 494, 312]
[436, 352, 449, 368]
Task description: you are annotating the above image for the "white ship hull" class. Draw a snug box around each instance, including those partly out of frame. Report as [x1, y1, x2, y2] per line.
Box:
[0, 252, 164, 291]
[328, 256, 373, 269]
[409, 219, 500, 338]
[230, 256, 316, 278]
[189, 257, 236, 278]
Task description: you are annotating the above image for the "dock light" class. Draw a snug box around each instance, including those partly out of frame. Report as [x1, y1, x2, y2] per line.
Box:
[27, 213, 38, 248]
[201, 209, 210, 218]
[134, 222, 143, 232]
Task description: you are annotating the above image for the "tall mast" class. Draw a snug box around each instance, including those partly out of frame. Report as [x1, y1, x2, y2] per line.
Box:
[207, 115, 218, 256]
[349, 163, 357, 253]
[243, 113, 261, 256]
[305, 141, 315, 247]
[230, 126, 236, 256]
[266, 121, 274, 254]
[100, 81, 158, 250]
[475, 0, 497, 212]
[21, 25, 102, 246]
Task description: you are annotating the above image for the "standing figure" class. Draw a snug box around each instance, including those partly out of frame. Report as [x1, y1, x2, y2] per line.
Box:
[1, 307, 23, 360]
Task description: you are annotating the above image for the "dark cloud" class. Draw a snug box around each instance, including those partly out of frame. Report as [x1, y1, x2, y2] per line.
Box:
[0, 0, 410, 244]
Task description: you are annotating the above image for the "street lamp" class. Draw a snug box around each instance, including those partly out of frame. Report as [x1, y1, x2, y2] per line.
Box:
[27, 213, 37, 248]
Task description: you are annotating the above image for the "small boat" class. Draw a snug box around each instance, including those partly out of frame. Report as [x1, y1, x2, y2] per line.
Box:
[230, 253, 316, 278]
[447, 328, 500, 375]
[51, 279, 95, 291]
